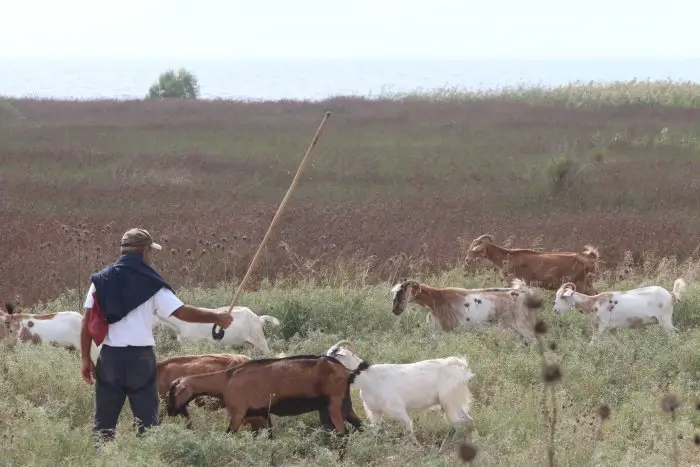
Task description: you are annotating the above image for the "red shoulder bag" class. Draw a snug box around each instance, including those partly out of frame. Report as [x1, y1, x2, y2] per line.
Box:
[88, 291, 108, 346]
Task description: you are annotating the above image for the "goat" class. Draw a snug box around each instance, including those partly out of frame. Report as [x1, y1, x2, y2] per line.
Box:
[167, 354, 363, 435]
[390, 278, 543, 341]
[156, 305, 280, 354]
[157, 353, 268, 431]
[553, 278, 687, 342]
[465, 234, 600, 294]
[0, 303, 101, 360]
[326, 340, 475, 451]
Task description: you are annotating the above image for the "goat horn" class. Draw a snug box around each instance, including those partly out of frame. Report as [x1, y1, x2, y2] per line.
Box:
[332, 340, 356, 354]
[477, 234, 494, 243]
[470, 234, 493, 246]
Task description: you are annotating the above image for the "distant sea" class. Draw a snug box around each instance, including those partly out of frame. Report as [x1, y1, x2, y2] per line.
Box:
[2, 58, 700, 101]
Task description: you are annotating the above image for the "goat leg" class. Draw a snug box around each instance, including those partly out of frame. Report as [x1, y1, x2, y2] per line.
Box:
[246, 416, 272, 436]
[176, 406, 193, 429]
[318, 406, 333, 430]
[226, 408, 246, 434]
[345, 409, 363, 431]
[327, 399, 347, 436]
[342, 392, 363, 431]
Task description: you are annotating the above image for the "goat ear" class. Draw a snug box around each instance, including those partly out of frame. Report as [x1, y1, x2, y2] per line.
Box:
[470, 244, 485, 252]
[562, 289, 575, 297]
[173, 382, 187, 397]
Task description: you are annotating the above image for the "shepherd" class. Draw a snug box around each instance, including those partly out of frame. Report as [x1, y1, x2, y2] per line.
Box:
[79, 228, 234, 445]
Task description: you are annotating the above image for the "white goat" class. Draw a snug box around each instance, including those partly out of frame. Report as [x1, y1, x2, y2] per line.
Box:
[391, 278, 542, 341]
[156, 305, 280, 354]
[326, 340, 475, 450]
[553, 278, 687, 341]
[0, 304, 101, 360]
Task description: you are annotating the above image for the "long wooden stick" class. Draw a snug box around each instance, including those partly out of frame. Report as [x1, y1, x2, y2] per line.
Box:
[212, 111, 332, 340]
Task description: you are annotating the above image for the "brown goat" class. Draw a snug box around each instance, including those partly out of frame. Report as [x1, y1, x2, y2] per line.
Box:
[157, 353, 268, 431]
[465, 234, 600, 295]
[167, 354, 363, 435]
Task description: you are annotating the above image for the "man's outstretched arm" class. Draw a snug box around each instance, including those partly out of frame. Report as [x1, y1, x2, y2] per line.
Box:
[171, 305, 233, 328]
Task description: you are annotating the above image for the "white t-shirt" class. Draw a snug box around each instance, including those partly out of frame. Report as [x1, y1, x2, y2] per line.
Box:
[83, 283, 184, 347]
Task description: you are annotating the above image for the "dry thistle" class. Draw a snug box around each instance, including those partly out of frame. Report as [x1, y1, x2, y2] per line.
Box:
[534, 319, 548, 334]
[458, 441, 478, 462]
[597, 404, 611, 421]
[524, 289, 544, 309]
[542, 363, 562, 383]
[661, 393, 680, 413]
[549, 342, 558, 351]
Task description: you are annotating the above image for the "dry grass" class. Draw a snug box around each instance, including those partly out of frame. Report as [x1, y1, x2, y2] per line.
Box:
[3, 80, 700, 305]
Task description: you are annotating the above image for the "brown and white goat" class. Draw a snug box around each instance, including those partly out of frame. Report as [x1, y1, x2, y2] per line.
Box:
[465, 234, 600, 294]
[167, 354, 363, 435]
[391, 278, 543, 341]
[553, 279, 687, 342]
[157, 353, 267, 431]
[0, 303, 101, 360]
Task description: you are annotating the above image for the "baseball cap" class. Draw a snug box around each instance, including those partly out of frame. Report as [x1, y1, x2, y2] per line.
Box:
[120, 228, 163, 251]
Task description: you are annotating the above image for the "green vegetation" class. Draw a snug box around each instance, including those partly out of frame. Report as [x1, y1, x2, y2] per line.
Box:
[386, 79, 700, 108]
[3, 260, 700, 465]
[147, 68, 200, 99]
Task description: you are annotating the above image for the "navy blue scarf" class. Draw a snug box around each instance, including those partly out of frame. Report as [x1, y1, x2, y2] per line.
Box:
[90, 252, 173, 324]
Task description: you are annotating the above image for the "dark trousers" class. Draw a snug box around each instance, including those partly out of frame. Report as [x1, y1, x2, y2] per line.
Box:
[94, 344, 159, 442]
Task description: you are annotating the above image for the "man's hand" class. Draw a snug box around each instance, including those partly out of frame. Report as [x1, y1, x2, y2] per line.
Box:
[214, 310, 234, 330]
[81, 358, 96, 385]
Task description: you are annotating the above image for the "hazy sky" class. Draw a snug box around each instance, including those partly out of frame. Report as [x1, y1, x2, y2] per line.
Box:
[1, 0, 698, 60]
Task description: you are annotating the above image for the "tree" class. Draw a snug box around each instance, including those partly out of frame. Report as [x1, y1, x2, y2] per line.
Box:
[147, 68, 200, 99]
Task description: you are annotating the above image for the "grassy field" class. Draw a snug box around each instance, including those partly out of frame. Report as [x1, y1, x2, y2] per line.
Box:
[2, 264, 700, 466]
[2, 80, 700, 466]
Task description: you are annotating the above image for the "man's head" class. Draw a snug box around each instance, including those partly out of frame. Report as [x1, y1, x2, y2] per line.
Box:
[120, 228, 162, 261]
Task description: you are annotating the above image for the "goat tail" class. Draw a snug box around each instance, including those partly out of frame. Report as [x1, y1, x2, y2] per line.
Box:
[260, 315, 281, 326]
[672, 278, 687, 303]
[438, 356, 475, 424]
[4, 302, 14, 314]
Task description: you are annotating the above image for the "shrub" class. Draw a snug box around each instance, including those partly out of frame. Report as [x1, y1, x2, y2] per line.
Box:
[147, 68, 200, 100]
